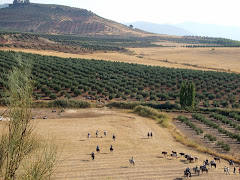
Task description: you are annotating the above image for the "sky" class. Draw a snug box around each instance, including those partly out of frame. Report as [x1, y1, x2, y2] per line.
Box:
[1, 0, 240, 27]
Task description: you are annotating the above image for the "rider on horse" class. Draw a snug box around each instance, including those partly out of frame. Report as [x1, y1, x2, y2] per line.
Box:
[186, 167, 191, 177]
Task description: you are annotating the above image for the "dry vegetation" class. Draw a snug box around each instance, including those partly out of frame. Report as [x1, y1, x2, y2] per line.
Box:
[1, 107, 238, 179]
[131, 47, 240, 73]
[1, 46, 240, 73]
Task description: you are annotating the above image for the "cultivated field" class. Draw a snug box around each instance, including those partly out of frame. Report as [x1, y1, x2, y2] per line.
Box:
[131, 47, 240, 73]
[1, 46, 240, 73]
[0, 107, 237, 179]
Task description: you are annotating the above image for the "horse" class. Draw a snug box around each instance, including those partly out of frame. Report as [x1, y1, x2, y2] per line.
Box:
[210, 161, 216, 168]
[200, 166, 208, 173]
[203, 160, 210, 166]
[193, 167, 200, 176]
[172, 151, 177, 156]
[91, 152, 95, 160]
[179, 153, 185, 157]
[229, 160, 234, 165]
[184, 169, 191, 177]
[171, 153, 177, 159]
[188, 157, 194, 163]
[162, 151, 167, 157]
[129, 158, 135, 166]
[96, 146, 100, 153]
[214, 157, 221, 163]
[194, 157, 199, 162]
[110, 145, 113, 153]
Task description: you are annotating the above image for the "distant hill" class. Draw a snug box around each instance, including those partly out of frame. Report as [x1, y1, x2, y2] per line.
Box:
[124, 21, 192, 36]
[0, 3, 150, 37]
[0, 4, 9, 9]
[176, 22, 240, 41]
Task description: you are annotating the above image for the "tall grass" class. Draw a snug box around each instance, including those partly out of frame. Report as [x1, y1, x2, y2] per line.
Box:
[133, 105, 170, 128]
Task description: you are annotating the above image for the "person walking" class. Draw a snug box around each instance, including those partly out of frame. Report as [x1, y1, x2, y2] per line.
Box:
[113, 133, 116, 141]
[224, 166, 227, 174]
[233, 166, 236, 174]
[96, 130, 98, 138]
[91, 151, 95, 160]
[227, 167, 230, 175]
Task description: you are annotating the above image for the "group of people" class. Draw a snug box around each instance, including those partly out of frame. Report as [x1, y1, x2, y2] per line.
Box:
[224, 166, 240, 175]
[90, 130, 116, 160]
[147, 132, 153, 138]
[87, 130, 116, 140]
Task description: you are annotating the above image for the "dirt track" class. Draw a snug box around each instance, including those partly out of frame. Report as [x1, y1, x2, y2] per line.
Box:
[28, 108, 239, 180]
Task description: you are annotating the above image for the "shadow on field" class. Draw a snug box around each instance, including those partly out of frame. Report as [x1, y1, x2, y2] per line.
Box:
[120, 166, 129, 169]
[79, 140, 85, 141]
[81, 160, 89, 162]
[180, 160, 188, 164]
[156, 156, 163, 159]
[173, 178, 183, 180]
[141, 138, 149, 139]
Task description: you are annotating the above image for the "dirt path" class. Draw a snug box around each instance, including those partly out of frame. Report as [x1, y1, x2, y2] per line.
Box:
[28, 108, 239, 179]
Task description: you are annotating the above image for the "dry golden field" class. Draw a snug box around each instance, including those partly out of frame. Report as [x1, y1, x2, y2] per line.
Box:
[1, 107, 238, 180]
[1, 46, 240, 73]
[131, 47, 240, 73]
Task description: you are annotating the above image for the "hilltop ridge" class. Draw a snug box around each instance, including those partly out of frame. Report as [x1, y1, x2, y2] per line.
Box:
[0, 2, 151, 37]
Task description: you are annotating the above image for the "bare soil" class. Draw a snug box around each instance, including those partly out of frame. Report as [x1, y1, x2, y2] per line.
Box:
[1, 107, 239, 179]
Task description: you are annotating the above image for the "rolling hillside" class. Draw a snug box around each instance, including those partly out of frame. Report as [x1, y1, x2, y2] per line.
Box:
[0, 3, 149, 37]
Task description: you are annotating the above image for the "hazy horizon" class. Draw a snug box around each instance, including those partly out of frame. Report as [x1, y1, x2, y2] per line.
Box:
[1, 0, 240, 40]
[1, 0, 240, 27]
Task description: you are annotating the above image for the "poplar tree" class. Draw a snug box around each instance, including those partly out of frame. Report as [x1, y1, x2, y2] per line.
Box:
[180, 82, 195, 108]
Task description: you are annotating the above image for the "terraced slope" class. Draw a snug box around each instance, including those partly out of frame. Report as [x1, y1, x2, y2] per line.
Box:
[31, 108, 237, 180]
[0, 3, 149, 36]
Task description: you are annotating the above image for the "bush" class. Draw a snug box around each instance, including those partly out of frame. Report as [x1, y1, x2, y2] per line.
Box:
[49, 93, 57, 100]
[48, 99, 92, 108]
[204, 134, 217, 141]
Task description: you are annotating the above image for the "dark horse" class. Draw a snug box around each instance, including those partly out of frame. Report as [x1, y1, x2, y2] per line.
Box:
[184, 169, 191, 177]
[214, 157, 221, 163]
[200, 166, 208, 173]
[110, 145, 113, 153]
[193, 167, 200, 176]
[210, 161, 216, 168]
[96, 146, 100, 153]
[162, 151, 167, 157]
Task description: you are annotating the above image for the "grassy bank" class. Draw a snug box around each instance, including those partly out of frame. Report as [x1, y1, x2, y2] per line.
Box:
[132, 105, 240, 164]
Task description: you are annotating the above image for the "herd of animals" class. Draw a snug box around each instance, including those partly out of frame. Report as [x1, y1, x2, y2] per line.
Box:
[161, 151, 239, 177]
[31, 109, 239, 178]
